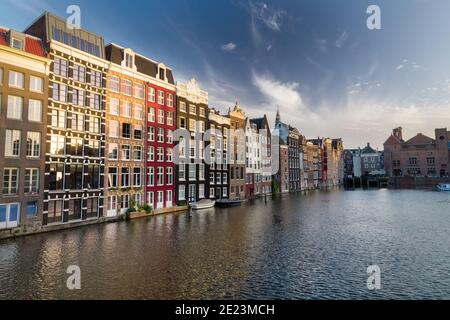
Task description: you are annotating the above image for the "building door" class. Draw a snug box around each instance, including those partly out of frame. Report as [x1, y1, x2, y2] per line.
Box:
[157, 191, 164, 209]
[106, 195, 117, 217]
[188, 184, 196, 203]
[166, 190, 173, 208]
[0, 203, 20, 229]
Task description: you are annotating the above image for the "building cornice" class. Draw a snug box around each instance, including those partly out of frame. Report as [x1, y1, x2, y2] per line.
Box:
[0, 45, 51, 74]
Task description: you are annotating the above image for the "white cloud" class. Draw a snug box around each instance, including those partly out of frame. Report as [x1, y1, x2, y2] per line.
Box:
[335, 31, 349, 48]
[266, 44, 272, 51]
[250, 2, 287, 31]
[221, 42, 236, 52]
[396, 64, 405, 71]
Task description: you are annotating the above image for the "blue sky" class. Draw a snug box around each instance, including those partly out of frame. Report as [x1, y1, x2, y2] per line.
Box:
[2, 0, 450, 148]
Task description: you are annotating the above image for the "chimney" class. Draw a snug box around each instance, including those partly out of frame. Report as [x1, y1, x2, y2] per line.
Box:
[393, 127, 403, 140]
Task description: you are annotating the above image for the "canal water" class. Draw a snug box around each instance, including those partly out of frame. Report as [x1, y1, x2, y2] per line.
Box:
[1, 189, 450, 299]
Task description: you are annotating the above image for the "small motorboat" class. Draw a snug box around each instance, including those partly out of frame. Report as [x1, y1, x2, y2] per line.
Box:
[215, 199, 243, 208]
[189, 199, 215, 210]
[437, 183, 450, 191]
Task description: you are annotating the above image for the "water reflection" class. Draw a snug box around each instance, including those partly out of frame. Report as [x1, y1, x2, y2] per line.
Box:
[1, 189, 450, 299]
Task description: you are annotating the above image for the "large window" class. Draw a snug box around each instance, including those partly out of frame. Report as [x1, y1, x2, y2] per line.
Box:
[158, 128, 164, 143]
[68, 199, 82, 221]
[167, 94, 173, 107]
[147, 126, 155, 141]
[108, 168, 118, 188]
[157, 167, 164, 185]
[87, 116, 100, 133]
[148, 107, 155, 122]
[28, 99, 42, 122]
[67, 164, 83, 190]
[85, 165, 100, 189]
[90, 70, 102, 87]
[166, 167, 173, 185]
[108, 143, 118, 160]
[158, 109, 164, 124]
[86, 198, 98, 219]
[8, 70, 24, 88]
[89, 93, 101, 110]
[69, 138, 84, 157]
[133, 168, 141, 187]
[7, 95, 23, 120]
[134, 105, 143, 120]
[73, 65, 86, 83]
[87, 140, 100, 157]
[122, 101, 132, 118]
[179, 185, 185, 200]
[121, 145, 131, 161]
[133, 146, 142, 161]
[109, 120, 119, 138]
[26, 132, 40, 158]
[47, 200, 63, 224]
[5, 129, 21, 157]
[54, 58, 68, 77]
[51, 109, 66, 128]
[189, 164, 196, 180]
[110, 98, 119, 115]
[134, 125, 142, 140]
[2, 168, 18, 195]
[109, 76, 120, 92]
[72, 89, 85, 106]
[147, 167, 154, 186]
[71, 113, 84, 131]
[158, 90, 164, 105]
[30, 76, 43, 92]
[148, 87, 155, 102]
[148, 146, 155, 161]
[24, 168, 39, 194]
[122, 79, 132, 96]
[52, 83, 67, 102]
[121, 168, 130, 187]
[134, 83, 144, 99]
[122, 123, 131, 139]
[50, 135, 65, 155]
[179, 163, 186, 180]
[48, 164, 64, 190]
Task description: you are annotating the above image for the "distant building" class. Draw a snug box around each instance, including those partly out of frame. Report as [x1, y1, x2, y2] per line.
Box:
[344, 149, 362, 178]
[384, 127, 450, 178]
[360, 143, 385, 176]
[250, 115, 272, 195]
[228, 103, 246, 199]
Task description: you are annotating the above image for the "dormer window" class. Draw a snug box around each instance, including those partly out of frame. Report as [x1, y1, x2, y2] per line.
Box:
[159, 67, 165, 81]
[12, 38, 23, 50]
[125, 53, 134, 68]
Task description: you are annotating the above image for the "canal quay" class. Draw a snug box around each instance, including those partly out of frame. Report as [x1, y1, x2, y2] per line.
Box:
[1, 189, 450, 299]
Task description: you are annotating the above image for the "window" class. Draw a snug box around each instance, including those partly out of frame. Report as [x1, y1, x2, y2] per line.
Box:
[7, 95, 23, 119]
[26, 201, 38, 217]
[26, 132, 40, 157]
[134, 125, 143, 140]
[178, 137, 186, 157]
[8, 71, 24, 88]
[133, 146, 142, 161]
[121, 145, 131, 160]
[134, 83, 144, 99]
[166, 148, 173, 162]
[147, 192, 154, 207]
[148, 87, 156, 102]
[177, 164, 187, 184]
[24, 168, 39, 194]
[158, 90, 164, 105]
[157, 147, 164, 162]
[148, 107, 156, 122]
[121, 168, 130, 187]
[47, 199, 63, 224]
[108, 143, 118, 160]
[133, 168, 142, 187]
[67, 164, 83, 189]
[89, 93, 101, 110]
[167, 130, 173, 144]
[122, 79, 132, 96]
[198, 121, 205, 133]
[167, 94, 173, 107]
[158, 128, 164, 143]
[167, 112, 173, 126]
[12, 38, 23, 50]
[223, 187, 228, 197]
[73, 65, 86, 83]
[199, 107, 205, 117]
[190, 139, 195, 158]
[87, 116, 100, 134]
[408, 157, 418, 165]
[148, 126, 155, 141]
[52, 83, 67, 102]
[216, 172, 221, 184]
[158, 109, 164, 124]
[147, 167, 155, 186]
[3, 168, 18, 195]
[53, 58, 68, 77]
[148, 146, 155, 161]
[167, 167, 173, 185]
[189, 164, 196, 180]
[50, 135, 65, 155]
[179, 101, 186, 112]
[110, 98, 119, 115]
[122, 123, 131, 139]
[68, 199, 82, 221]
[30, 76, 43, 92]
[51, 109, 66, 128]
[179, 185, 185, 200]
[72, 89, 85, 106]
[122, 101, 132, 118]
[159, 67, 166, 81]
[125, 53, 134, 68]
[210, 188, 215, 198]
[70, 138, 83, 156]
[85, 164, 100, 189]
[48, 164, 64, 190]
[199, 164, 205, 180]
[189, 119, 196, 131]
[223, 172, 227, 184]
[189, 104, 196, 114]
[86, 198, 98, 219]
[71, 113, 85, 132]
[157, 167, 164, 185]
[109, 76, 120, 92]
[90, 70, 102, 87]
[210, 172, 214, 184]
[87, 140, 100, 158]
[108, 168, 118, 188]
[179, 117, 186, 129]
[5, 129, 21, 157]
[108, 120, 118, 138]
[134, 105, 143, 120]
[199, 184, 205, 198]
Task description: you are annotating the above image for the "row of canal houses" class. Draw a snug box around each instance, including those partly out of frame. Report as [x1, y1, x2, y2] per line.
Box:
[0, 12, 344, 237]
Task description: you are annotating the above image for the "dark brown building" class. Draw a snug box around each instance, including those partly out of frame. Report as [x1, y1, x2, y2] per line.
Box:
[0, 28, 50, 234]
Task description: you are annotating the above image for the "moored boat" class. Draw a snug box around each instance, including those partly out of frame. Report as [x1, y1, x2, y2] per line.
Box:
[189, 199, 215, 210]
[437, 183, 450, 191]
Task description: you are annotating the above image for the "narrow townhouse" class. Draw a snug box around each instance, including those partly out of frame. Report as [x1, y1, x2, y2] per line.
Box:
[228, 103, 246, 200]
